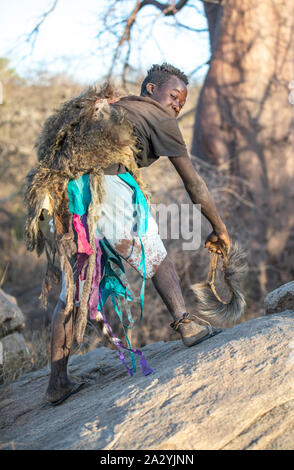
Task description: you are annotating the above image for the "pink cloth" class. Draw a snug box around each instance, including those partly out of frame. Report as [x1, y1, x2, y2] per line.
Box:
[73, 214, 94, 255]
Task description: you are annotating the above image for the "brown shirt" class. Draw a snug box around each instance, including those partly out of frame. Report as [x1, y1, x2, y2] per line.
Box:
[111, 96, 189, 168]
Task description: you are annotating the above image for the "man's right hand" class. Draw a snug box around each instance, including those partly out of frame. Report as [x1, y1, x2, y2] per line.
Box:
[205, 227, 230, 257]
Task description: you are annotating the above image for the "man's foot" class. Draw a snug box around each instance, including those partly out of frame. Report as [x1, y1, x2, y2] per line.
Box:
[45, 379, 86, 406]
[170, 313, 222, 347]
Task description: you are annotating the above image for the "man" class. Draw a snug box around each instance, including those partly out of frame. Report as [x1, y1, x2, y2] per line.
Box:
[45, 63, 230, 405]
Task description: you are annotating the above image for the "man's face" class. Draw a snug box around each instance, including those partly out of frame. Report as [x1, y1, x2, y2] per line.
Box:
[146, 75, 187, 118]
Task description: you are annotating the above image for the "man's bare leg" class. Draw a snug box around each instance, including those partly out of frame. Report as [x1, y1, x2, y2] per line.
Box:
[45, 299, 81, 403]
[151, 255, 186, 321]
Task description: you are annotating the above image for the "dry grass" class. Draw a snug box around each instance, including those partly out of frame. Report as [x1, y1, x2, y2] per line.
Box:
[1, 327, 51, 384]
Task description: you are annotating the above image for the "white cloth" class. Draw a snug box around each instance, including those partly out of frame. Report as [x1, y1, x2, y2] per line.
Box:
[96, 175, 167, 278]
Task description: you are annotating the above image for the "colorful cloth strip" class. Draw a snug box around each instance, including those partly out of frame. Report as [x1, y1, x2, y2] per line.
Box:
[67, 172, 154, 376]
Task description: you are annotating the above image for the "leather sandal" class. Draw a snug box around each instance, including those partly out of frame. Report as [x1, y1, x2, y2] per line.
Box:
[170, 312, 222, 347]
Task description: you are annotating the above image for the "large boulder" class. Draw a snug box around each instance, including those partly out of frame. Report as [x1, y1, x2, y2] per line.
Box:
[0, 289, 29, 384]
[264, 281, 294, 315]
[0, 289, 25, 338]
[1, 332, 29, 358]
[0, 311, 293, 450]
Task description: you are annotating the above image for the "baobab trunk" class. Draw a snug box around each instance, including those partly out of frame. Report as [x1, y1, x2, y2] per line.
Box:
[193, 0, 294, 301]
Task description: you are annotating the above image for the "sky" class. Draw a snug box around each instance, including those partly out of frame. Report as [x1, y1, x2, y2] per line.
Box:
[0, 0, 210, 85]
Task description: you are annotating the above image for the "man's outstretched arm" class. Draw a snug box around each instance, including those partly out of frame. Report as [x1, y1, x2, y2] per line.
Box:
[169, 155, 230, 254]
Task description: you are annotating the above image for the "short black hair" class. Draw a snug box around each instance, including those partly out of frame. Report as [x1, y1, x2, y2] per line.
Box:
[140, 63, 188, 95]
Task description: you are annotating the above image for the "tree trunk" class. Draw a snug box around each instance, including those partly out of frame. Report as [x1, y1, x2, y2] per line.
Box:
[192, 0, 294, 305]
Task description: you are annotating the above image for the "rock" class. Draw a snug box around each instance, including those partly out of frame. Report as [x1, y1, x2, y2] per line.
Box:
[0, 290, 18, 305]
[0, 332, 29, 359]
[0, 289, 25, 339]
[0, 311, 294, 450]
[0, 290, 29, 385]
[0, 332, 30, 385]
[264, 281, 294, 315]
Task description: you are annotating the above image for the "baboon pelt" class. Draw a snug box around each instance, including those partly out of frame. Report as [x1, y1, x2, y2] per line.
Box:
[24, 83, 146, 345]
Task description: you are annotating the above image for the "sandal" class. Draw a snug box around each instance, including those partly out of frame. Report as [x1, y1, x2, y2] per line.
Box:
[47, 381, 86, 406]
[170, 313, 222, 347]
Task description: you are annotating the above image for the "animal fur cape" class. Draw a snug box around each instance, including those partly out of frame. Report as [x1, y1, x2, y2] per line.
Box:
[24, 83, 146, 343]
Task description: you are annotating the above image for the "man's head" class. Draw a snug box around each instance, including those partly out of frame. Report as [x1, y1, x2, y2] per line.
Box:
[140, 63, 188, 118]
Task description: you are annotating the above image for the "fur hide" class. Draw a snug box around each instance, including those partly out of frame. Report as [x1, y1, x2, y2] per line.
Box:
[24, 83, 146, 343]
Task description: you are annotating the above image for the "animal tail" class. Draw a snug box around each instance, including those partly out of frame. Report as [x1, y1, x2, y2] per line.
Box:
[191, 242, 247, 325]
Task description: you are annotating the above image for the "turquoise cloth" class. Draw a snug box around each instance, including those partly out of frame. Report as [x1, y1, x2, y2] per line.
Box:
[98, 239, 133, 313]
[118, 172, 149, 237]
[67, 173, 91, 216]
[116, 173, 147, 323]
[67, 172, 149, 236]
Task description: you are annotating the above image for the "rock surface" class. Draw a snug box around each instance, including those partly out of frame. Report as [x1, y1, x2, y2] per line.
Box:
[264, 281, 294, 315]
[0, 311, 293, 450]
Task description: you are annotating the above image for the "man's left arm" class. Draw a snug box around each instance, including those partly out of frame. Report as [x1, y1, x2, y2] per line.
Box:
[169, 155, 230, 255]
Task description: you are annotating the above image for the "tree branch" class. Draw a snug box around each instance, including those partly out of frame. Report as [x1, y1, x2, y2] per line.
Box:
[117, 0, 190, 46]
[174, 22, 208, 32]
[188, 59, 210, 78]
[25, 0, 58, 52]
[107, 0, 190, 79]
[140, 0, 190, 15]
